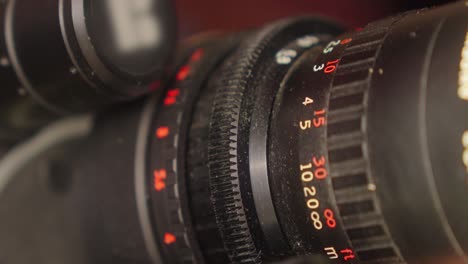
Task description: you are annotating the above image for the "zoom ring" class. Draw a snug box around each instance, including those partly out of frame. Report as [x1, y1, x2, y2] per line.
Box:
[327, 19, 405, 264]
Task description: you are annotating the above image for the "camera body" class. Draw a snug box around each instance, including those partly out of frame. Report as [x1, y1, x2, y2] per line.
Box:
[0, 1, 468, 264]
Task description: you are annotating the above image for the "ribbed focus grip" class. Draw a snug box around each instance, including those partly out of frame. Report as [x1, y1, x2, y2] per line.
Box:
[207, 18, 342, 263]
[326, 18, 405, 263]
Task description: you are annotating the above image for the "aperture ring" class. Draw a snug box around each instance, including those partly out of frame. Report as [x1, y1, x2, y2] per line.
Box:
[146, 39, 239, 264]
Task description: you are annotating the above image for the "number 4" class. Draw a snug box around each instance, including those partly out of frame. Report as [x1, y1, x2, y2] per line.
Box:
[302, 97, 314, 106]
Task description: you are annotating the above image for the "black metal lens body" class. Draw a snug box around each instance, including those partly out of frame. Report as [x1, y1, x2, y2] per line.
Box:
[145, 2, 467, 263]
[178, 2, 467, 263]
[269, 2, 468, 264]
[1, 2, 467, 264]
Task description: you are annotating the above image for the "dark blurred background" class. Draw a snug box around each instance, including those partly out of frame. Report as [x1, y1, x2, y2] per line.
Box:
[174, 0, 456, 37]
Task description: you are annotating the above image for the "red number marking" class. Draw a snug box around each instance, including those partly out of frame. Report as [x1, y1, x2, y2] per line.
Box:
[340, 38, 353, 45]
[340, 248, 355, 261]
[313, 109, 327, 128]
[167, 89, 180, 97]
[312, 156, 326, 167]
[153, 169, 167, 191]
[315, 168, 328, 180]
[164, 88, 180, 106]
[314, 109, 326, 115]
[164, 96, 176, 106]
[313, 117, 326, 127]
[312, 156, 328, 180]
[190, 48, 204, 62]
[324, 209, 337, 228]
[164, 232, 176, 245]
[324, 59, 340, 74]
[156, 126, 170, 139]
[176, 65, 190, 81]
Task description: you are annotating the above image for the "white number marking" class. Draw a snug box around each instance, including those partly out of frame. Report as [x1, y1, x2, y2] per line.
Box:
[324, 247, 338, 259]
[276, 49, 297, 65]
[297, 35, 319, 48]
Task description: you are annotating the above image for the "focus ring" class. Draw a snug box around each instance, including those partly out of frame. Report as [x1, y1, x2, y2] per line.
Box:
[208, 18, 342, 263]
[327, 18, 405, 263]
[186, 35, 244, 264]
[207, 24, 281, 263]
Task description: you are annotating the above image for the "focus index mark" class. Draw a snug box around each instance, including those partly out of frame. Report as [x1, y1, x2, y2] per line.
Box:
[164, 88, 180, 106]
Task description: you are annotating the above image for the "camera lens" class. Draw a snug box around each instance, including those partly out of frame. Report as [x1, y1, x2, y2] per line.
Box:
[268, 4, 468, 263]
[0, 0, 175, 140]
[2, 2, 466, 264]
[144, 2, 467, 263]
[149, 19, 343, 263]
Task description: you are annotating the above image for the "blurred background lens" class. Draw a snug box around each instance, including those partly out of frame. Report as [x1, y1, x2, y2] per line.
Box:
[0, 0, 175, 142]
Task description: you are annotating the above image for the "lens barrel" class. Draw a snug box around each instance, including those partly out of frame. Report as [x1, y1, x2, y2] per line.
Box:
[1, 2, 466, 264]
[145, 2, 467, 263]
[269, 2, 468, 263]
[270, 4, 468, 264]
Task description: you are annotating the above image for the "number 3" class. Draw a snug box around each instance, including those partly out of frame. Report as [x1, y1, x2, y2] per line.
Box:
[314, 64, 324, 72]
